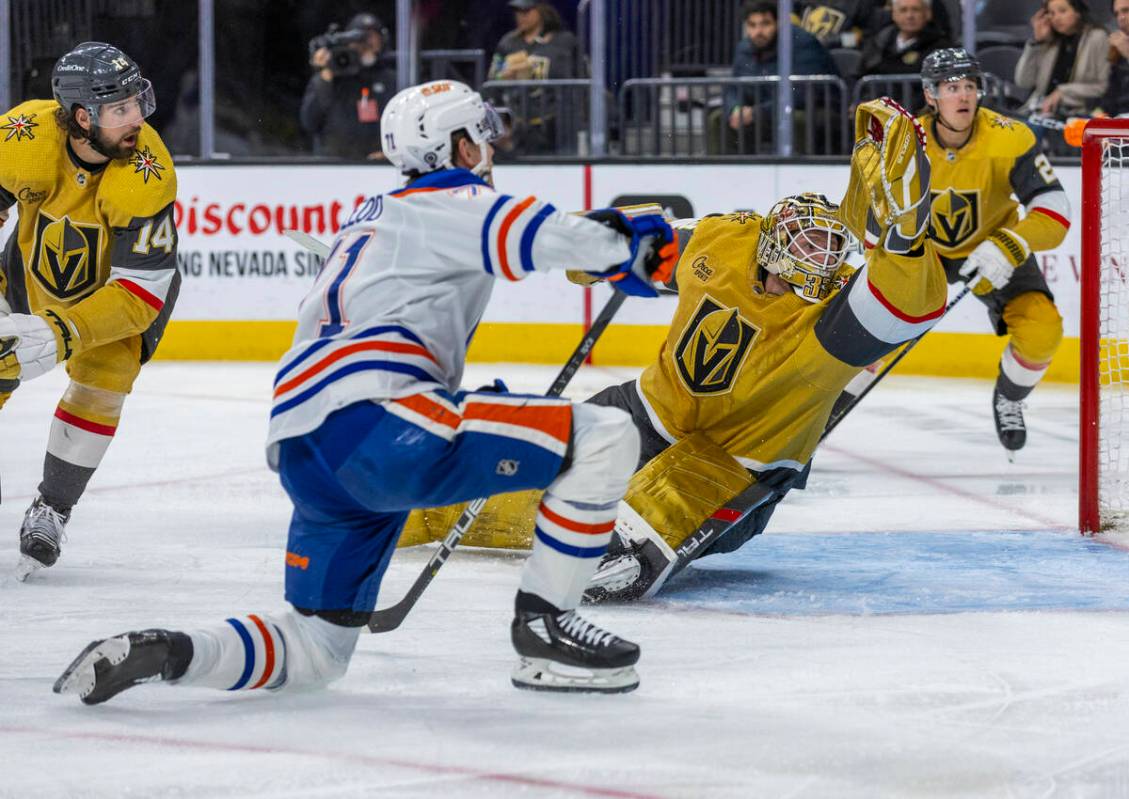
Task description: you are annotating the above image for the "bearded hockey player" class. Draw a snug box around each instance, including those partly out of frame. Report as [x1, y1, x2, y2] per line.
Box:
[0, 43, 179, 580]
[54, 79, 678, 704]
[918, 48, 1070, 457]
[392, 97, 947, 603]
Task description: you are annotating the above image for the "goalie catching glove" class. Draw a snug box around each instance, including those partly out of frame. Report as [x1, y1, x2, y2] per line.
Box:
[840, 97, 931, 254]
[958, 229, 1029, 295]
[583, 209, 678, 297]
[0, 309, 78, 389]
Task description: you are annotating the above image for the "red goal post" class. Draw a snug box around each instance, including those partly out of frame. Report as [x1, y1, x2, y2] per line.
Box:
[1080, 118, 1129, 533]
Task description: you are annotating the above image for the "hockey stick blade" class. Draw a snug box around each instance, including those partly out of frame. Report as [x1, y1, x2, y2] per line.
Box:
[367, 289, 629, 633]
[284, 230, 331, 259]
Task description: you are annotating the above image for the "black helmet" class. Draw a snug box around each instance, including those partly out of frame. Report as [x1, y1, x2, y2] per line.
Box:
[53, 42, 144, 108]
[51, 42, 156, 140]
[921, 48, 983, 96]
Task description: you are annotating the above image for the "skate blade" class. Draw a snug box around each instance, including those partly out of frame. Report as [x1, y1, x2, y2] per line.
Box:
[511, 657, 639, 694]
[53, 636, 130, 699]
[1006, 450, 1017, 464]
[14, 555, 46, 582]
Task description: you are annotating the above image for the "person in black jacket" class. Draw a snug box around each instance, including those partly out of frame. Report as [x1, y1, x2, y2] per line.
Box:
[795, 0, 881, 48]
[860, 0, 952, 78]
[300, 13, 398, 160]
[1099, 0, 1129, 115]
[709, 0, 840, 154]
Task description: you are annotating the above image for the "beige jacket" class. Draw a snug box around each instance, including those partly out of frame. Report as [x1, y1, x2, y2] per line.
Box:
[1015, 25, 1110, 115]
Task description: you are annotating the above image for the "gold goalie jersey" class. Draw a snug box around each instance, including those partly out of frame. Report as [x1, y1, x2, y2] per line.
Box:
[918, 106, 1070, 264]
[0, 99, 179, 360]
[638, 210, 947, 475]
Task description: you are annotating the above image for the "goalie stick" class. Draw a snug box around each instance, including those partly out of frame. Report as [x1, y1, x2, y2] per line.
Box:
[284, 227, 631, 632]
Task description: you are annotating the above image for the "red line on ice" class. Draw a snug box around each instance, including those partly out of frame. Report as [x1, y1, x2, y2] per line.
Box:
[0, 725, 665, 799]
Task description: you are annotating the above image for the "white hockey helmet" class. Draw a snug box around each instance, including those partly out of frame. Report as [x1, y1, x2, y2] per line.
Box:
[380, 80, 504, 176]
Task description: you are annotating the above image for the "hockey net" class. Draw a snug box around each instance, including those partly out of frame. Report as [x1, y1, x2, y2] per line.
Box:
[1080, 119, 1129, 533]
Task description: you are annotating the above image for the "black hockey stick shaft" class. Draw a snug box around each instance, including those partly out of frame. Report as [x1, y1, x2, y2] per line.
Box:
[820, 283, 971, 442]
[668, 284, 972, 579]
[367, 290, 628, 632]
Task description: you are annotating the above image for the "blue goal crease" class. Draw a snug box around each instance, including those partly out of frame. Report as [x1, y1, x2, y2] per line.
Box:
[655, 530, 1129, 616]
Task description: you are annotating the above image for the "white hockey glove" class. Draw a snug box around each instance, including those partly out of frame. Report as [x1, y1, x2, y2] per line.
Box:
[958, 230, 1029, 296]
[0, 311, 69, 385]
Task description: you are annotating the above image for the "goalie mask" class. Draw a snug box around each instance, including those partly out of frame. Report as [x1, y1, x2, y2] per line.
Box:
[756, 193, 851, 303]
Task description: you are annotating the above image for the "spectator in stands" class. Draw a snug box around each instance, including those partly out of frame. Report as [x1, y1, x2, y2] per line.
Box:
[1098, 0, 1129, 115]
[1015, 0, 1110, 117]
[860, 0, 952, 76]
[795, 0, 881, 49]
[487, 1, 584, 155]
[871, 0, 955, 43]
[489, 0, 582, 80]
[300, 12, 397, 160]
[710, 0, 840, 154]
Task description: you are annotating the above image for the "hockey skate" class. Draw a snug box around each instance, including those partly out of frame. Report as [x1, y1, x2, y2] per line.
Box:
[53, 629, 193, 705]
[511, 596, 640, 693]
[15, 496, 70, 581]
[992, 387, 1027, 461]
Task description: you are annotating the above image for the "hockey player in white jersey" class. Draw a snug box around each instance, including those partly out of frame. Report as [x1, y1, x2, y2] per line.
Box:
[54, 80, 678, 703]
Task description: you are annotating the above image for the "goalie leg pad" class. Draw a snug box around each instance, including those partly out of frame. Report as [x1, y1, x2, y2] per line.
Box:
[585, 432, 753, 602]
[623, 431, 753, 552]
[397, 489, 542, 550]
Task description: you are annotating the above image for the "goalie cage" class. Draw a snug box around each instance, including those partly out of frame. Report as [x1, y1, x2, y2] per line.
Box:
[1080, 118, 1129, 533]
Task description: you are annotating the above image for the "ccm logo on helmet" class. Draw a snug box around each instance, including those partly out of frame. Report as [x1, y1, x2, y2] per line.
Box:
[421, 82, 452, 96]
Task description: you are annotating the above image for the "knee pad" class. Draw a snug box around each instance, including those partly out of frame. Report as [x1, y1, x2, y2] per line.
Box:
[66, 337, 143, 394]
[272, 610, 358, 689]
[550, 403, 640, 506]
[1002, 292, 1063, 365]
[60, 380, 127, 417]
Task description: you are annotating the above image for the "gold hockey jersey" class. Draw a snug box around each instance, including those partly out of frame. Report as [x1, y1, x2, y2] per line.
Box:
[638, 211, 947, 475]
[0, 99, 179, 356]
[918, 107, 1070, 264]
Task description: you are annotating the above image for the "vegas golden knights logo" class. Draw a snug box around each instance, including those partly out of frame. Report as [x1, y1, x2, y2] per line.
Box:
[31, 212, 101, 300]
[929, 188, 980, 249]
[801, 7, 847, 39]
[674, 295, 759, 395]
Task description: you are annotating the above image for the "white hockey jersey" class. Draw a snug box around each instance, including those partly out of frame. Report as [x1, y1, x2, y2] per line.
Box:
[266, 168, 631, 466]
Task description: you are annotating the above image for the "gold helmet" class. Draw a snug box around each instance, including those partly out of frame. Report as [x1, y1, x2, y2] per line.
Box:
[756, 193, 852, 303]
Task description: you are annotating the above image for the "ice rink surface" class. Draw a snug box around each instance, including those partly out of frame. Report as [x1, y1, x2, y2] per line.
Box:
[3, 362, 1128, 798]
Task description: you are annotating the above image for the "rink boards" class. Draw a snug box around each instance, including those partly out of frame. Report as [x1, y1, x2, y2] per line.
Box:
[24, 162, 1095, 380]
